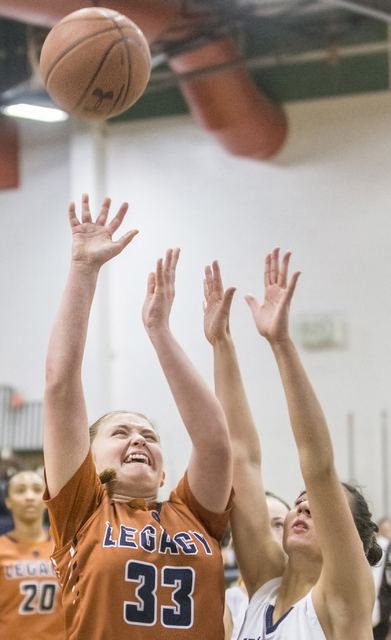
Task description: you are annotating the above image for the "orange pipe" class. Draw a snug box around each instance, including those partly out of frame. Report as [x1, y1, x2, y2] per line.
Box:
[0, 0, 288, 159]
[170, 39, 288, 159]
[0, 116, 19, 190]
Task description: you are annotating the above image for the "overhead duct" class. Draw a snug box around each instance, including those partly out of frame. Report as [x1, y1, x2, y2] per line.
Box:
[0, 0, 289, 159]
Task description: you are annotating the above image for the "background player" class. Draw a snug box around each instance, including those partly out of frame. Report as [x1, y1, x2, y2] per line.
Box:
[203, 252, 381, 640]
[0, 470, 65, 640]
[224, 492, 290, 640]
[43, 194, 232, 639]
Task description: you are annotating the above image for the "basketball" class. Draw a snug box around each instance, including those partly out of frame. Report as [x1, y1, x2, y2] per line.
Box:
[39, 7, 151, 120]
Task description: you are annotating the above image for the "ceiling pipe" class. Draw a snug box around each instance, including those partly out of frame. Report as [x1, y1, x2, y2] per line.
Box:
[0, 0, 288, 159]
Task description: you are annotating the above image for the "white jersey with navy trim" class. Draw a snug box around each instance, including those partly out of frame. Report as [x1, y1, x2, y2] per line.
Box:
[238, 577, 326, 640]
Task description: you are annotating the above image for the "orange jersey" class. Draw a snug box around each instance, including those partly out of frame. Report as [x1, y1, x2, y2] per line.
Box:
[0, 531, 65, 640]
[45, 450, 231, 640]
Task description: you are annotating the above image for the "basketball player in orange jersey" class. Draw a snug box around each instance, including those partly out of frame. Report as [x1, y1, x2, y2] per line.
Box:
[0, 0, 287, 160]
[0, 470, 65, 640]
[43, 194, 233, 639]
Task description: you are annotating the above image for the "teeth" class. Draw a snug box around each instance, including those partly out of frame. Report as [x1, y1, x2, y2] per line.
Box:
[125, 453, 149, 465]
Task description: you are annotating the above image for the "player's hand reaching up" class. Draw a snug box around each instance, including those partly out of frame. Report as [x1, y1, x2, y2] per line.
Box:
[142, 248, 180, 334]
[203, 260, 236, 346]
[69, 193, 138, 268]
[245, 247, 300, 344]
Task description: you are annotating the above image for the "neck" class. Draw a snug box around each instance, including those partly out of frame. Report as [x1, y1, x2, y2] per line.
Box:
[274, 556, 321, 618]
[106, 480, 158, 505]
[11, 520, 47, 544]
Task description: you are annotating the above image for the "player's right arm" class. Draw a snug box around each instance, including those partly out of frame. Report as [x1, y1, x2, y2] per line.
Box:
[203, 261, 285, 599]
[44, 194, 137, 498]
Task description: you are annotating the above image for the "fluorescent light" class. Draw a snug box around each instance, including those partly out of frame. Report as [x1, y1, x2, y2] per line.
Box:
[1, 103, 69, 123]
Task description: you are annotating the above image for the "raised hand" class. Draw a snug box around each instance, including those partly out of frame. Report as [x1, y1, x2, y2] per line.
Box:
[203, 261, 236, 345]
[69, 193, 138, 268]
[142, 248, 180, 334]
[245, 247, 300, 343]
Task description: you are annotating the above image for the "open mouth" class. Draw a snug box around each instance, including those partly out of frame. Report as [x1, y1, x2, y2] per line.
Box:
[293, 519, 308, 530]
[124, 453, 150, 465]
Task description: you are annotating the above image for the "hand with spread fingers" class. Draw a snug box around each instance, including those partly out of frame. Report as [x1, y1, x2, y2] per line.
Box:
[245, 247, 300, 344]
[142, 248, 180, 334]
[203, 260, 236, 346]
[70, 193, 138, 268]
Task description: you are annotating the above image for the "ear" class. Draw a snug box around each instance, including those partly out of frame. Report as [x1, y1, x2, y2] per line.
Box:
[160, 471, 166, 488]
[5, 497, 11, 511]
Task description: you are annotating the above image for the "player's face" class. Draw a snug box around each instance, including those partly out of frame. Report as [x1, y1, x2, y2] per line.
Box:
[92, 412, 165, 499]
[266, 496, 289, 544]
[6, 471, 46, 524]
[282, 491, 322, 560]
[379, 519, 391, 542]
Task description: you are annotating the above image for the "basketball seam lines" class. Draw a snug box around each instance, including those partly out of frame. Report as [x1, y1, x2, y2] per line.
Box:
[74, 38, 132, 113]
[43, 25, 136, 84]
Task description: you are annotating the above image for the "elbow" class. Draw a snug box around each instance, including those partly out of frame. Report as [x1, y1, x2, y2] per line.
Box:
[45, 360, 78, 399]
[300, 451, 335, 483]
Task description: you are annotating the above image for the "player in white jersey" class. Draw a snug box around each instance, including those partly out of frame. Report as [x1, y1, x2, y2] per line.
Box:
[203, 250, 381, 640]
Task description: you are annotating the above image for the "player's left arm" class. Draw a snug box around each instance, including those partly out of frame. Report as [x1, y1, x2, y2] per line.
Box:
[246, 248, 375, 627]
[142, 249, 232, 513]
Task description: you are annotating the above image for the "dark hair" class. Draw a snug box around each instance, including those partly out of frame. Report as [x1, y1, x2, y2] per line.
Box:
[265, 491, 291, 511]
[89, 410, 157, 444]
[5, 469, 43, 499]
[342, 482, 382, 566]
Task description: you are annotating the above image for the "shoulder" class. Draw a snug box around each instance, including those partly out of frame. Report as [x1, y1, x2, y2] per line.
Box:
[248, 577, 282, 606]
[167, 472, 232, 542]
[45, 450, 106, 549]
[0, 532, 16, 550]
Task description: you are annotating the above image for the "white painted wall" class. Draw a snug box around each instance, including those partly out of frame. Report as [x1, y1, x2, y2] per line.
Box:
[0, 91, 391, 515]
[0, 120, 70, 396]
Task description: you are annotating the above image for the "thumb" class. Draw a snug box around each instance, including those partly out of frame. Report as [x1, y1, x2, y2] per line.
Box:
[244, 294, 259, 316]
[285, 270, 301, 303]
[115, 229, 138, 253]
[146, 272, 156, 295]
[221, 287, 236, 316]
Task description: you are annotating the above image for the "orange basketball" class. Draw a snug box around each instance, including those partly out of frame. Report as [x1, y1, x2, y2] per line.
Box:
[40, 7, 151, 120]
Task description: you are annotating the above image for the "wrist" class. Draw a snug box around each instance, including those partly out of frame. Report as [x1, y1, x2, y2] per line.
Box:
[70, 259, 101, 277]
[145, 324, 172, 343]
[268, 335, 295, 353]
[211, 333, 234, 350]
[68, 260, 101, 290]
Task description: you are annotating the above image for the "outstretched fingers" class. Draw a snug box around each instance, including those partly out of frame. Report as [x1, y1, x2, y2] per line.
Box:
[81, 193, 93, 224]
[286, 270, 301, 302]
[162, 248, 180, 284]
[212, 260, 225, 297]
[146, 271, 157, 295]
[278, 250, 292, 289]
[68, 201, 79, 228]
[264, 252, 272, 287]
[107, 202, 129, 234]
[155, 257, 164, 290]
[204, 265, 213, 302]
[270, 247, 280, 285]
[95, 197, 112, 226]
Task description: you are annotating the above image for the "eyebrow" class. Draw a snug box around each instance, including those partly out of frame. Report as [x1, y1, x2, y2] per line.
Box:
[110, 424, 158, 438]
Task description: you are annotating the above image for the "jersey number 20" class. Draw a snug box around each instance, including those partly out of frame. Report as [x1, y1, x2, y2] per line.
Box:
[19, 581, 58, 614]
[124, 560, 195, 628]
